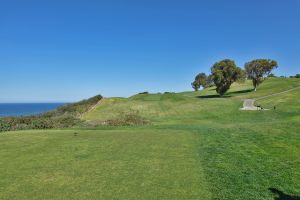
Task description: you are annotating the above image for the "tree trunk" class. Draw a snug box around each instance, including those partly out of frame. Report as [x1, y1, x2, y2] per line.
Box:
[253, 79, 257, 92]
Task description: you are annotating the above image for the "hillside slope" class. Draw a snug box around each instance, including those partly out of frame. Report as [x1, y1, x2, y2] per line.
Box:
[83, 77, 300, 125]
[1, 77, 300, 200]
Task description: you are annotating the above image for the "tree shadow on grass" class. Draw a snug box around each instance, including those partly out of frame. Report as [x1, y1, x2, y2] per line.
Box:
[196, 95, 231, 99]
[269, 188, 300, 200]
[196, 88, 253, 99]
[226, 89, 254, 95]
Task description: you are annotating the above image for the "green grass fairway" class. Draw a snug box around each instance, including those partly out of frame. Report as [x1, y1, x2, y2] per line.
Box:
[0, 129, 211, 199]
[1, 78, 300, 199]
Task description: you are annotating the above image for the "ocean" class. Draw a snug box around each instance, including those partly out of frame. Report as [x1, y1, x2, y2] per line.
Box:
[0, 103, 66, 117]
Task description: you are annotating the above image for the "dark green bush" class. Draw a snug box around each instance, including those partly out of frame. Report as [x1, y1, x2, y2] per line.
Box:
[0, 115, 81, 132]
[0, 119, 10, 132]
[138, 92, 149, 95]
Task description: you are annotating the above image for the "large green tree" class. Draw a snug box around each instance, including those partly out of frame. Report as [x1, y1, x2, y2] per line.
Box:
[191, 73, 207, 91]
[211, 59, 244, 96]
[245, 59, 278, 91]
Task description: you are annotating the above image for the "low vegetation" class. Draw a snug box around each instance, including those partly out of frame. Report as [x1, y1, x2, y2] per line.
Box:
[0, 115, 81, 132]
[0, 95, 102, 132]
[84, 110, 149, 127]
[138, 91, 149, 95]
[290, 74, 300, 78]
[46, 95, 103, 117]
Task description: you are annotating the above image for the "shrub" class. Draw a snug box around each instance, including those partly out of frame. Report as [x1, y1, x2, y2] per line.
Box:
[138, 92, 149, 95]
[105, 111, 149, 126]
[0, 119, 10, 132]
[268, 73, 276, 78]
[0, 95, 102, 132]
[84, 110, 149, 127]
[46, 95, 102, 117]
[0, 115, 82, 132]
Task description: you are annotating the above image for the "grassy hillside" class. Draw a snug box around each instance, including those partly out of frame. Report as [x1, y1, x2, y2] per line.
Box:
[1, 78, 300, 199]
[83, 77, 300, 126]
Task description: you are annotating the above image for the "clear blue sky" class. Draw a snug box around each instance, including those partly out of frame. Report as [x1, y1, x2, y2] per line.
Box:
[1, 0, 299, 102]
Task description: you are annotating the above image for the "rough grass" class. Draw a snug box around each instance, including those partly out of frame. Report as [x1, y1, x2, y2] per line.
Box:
[1, 77, 300, 199]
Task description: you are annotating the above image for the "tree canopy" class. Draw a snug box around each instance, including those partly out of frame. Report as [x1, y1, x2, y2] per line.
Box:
[191, 73, 207, 91]
[211, 59, 244, 96]
[245, 59, 278, 91]
[205, 74, 215, 88]
[191, 80, 201, 91]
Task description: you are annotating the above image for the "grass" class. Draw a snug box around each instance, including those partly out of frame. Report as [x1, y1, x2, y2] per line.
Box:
[0, 129, 211, 199]
[1, 77, 300, 199]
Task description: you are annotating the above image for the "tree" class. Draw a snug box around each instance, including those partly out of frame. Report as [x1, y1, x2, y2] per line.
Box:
[195, 73, 207, 87]
[191, 73, 207, 91]
[191, 80, 200, 91]
[268, 73, 276, 78]
[245, 59, 278, 91]
[204, 74, 215, 88]
[295, 74, 300, 78]
[211, 59, 244, 96]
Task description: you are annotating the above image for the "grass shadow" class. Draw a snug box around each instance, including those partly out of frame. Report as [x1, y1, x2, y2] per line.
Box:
[269, 188, 300, 200]
[196, 95, 231, 99]
[226, 89, 254, 95]
[196, 89, 253, 99]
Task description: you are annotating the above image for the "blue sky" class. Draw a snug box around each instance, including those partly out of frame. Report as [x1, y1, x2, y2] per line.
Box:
[1, 0, 299, 102]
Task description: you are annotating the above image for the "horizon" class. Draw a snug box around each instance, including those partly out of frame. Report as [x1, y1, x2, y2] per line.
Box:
[1, 0, 300, 102]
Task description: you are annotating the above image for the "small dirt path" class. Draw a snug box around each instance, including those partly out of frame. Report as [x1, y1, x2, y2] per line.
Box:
[255, 85, 300, 100]
[241, 85, 300, 111]
[240, 99, 257, 110]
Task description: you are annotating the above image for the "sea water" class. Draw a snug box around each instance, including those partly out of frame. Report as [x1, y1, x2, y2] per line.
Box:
[0, 103, 66, 117]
